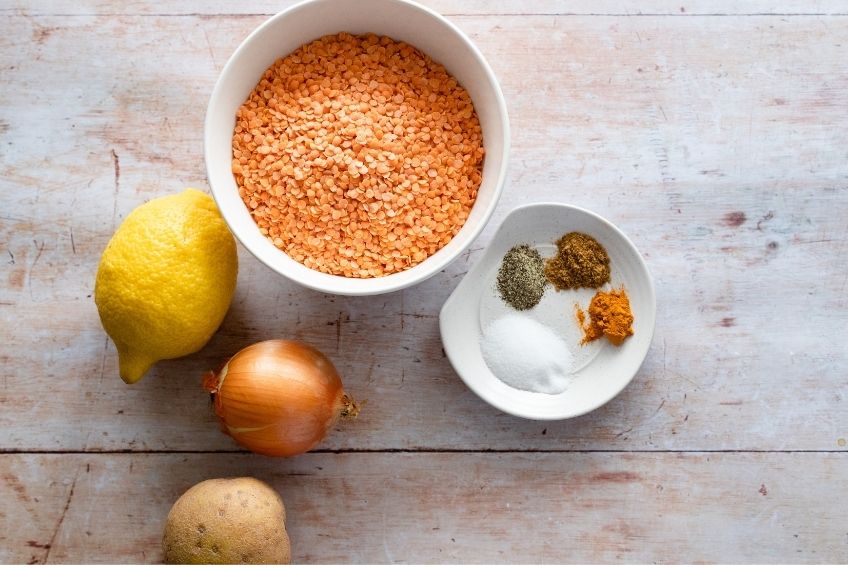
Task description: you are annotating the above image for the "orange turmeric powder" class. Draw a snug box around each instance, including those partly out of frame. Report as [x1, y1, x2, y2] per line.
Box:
[576, 287, 634, 346]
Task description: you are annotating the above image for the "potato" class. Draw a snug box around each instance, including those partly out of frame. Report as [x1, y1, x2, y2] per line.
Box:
[162, 477, 291, 564]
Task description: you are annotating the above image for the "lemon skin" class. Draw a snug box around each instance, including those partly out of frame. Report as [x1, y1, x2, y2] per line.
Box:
[95, 189, 238, 384]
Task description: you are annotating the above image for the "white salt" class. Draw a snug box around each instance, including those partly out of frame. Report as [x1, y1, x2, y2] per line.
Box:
[480, 313, 574, 395]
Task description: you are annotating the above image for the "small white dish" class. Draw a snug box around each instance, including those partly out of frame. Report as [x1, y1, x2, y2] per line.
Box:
[439, 203, 656, 420]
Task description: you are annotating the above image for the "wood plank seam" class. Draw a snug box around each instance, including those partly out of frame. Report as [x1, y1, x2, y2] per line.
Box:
[4, 11, 848, 17]
[3, 449, 848, 454]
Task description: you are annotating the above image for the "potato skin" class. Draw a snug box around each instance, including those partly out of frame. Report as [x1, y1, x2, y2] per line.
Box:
[162, 477, 291, 564]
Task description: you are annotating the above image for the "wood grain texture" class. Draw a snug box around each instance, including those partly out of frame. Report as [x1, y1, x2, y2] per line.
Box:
[4, 1, 848, 16]
[1, 1, 847, 562]
[2, 10, 846, 452]
[3, 452, 847, 564]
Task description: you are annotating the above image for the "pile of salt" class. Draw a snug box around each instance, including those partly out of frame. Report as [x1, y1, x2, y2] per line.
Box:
[480, 313, 574, 395]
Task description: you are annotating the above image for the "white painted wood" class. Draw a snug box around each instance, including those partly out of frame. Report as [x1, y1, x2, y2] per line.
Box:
[1, 5, 847, 563]
[2, 11, 846, 452]
[2, 453, 847, 563]
[4, 0, 848, 16]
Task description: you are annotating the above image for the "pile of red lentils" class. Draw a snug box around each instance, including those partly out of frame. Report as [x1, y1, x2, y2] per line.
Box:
[232, 33, 485, 278]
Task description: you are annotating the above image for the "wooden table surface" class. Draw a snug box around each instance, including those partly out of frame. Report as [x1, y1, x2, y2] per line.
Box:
[2, 1, 847, 563]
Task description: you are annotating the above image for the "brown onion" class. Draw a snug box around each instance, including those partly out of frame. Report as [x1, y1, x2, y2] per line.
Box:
[203, 340, 358, 457]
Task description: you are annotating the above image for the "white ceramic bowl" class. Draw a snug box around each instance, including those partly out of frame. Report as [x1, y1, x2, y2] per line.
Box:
[205, 0, 509, 295]
[440, 203, 656, 420]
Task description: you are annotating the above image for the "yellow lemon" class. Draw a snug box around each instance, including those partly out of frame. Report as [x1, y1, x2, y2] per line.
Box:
[95, 189, 238, 384]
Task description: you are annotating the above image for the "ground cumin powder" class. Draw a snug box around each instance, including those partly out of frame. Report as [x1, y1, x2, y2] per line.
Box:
[576, 287, 634, 346]
[232, 33, 485, 278]
[545, 232, 610, 290]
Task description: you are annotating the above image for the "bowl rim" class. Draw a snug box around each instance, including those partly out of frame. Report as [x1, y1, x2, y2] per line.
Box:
[439, 202, 658, 421]
[204, 0, 511, 296]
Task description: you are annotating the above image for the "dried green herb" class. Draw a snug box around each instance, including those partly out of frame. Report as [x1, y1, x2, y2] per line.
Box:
[545, 232, 610, 290]
[497, 244, 547, 310]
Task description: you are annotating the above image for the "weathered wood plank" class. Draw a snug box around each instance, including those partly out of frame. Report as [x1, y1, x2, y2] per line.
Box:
[4, 0, 848, 16]
[2, 452, 847, 563]
[1, 12, 847, 453]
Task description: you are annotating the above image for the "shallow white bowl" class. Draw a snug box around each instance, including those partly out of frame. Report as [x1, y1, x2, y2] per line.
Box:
[440, 203, 656, 420]
[205, 0, 509, 295]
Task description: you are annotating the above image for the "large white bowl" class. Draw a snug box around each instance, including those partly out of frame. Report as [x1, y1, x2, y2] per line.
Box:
[440, 203, 657, 420]
[205, 0, 509, 295]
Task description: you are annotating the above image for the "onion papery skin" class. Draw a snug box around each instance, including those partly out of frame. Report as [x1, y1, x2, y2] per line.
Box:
[206, 340, 346, 457]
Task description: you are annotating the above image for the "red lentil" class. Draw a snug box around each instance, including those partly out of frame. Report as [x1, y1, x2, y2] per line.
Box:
[232, 33, 484, 278]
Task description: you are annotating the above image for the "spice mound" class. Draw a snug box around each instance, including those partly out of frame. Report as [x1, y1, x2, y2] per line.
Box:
[545, 232, 610, 290]
[577, 287, 634, 346]
[496, 244, 546, 310]
[232, 33, 485, 278]
[480, 314, 573, 395]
